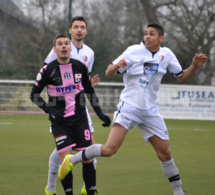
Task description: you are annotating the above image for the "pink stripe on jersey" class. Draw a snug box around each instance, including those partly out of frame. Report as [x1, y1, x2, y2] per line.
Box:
[59, 63, 76, 117]
[40, 65, 47, 73]
[47, 63, 85, 117]
[34, 81, 39, 86]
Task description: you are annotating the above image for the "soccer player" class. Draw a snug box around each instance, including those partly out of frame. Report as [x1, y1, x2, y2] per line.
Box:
[58, 23, 208, 195]
[44, 16, 99, 195]
[30, 34, 111, 195]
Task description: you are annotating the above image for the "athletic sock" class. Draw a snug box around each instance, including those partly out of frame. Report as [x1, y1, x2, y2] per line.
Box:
[82, 162, 96, 195]
[47, 148, 60, 193]
[93, 158, 97, 169]
[61, 171, 73, 195]
[69, 144, 102, 165]
[160, 158, 184, 194]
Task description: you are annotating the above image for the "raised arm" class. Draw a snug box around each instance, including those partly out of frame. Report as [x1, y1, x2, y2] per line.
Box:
[176, 54, 208, 83]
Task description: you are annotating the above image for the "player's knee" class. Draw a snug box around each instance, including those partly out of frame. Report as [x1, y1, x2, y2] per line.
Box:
[101, 145, 118, 157]
[157, 147, 171, 161]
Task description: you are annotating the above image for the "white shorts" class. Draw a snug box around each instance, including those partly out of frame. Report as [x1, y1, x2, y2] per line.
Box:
[113, 101, 169, 143]
[85, 106, 94, 133]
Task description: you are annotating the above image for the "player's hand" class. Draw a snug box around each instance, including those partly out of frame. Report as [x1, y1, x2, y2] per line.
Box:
[116, 58, 127, 69]
[98, 113, 111, 127]
[91, 74, 100, 87]
[49, 107, 64, 122]
[192, 54, 208, 68]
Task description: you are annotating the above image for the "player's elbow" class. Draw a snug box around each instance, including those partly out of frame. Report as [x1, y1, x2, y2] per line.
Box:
[30, 92, 34, 102]
[30, 91, 37, 104]
[105, 70, 113, 78]
[176, 76, 187, 84]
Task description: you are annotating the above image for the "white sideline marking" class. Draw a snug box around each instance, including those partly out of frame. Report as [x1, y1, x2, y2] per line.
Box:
[0, 122, 13, 125]
[194, 129, 212, 132]
[169, 128, 212, 132]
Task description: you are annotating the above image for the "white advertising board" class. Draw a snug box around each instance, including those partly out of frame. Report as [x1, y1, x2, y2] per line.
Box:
[157, 84, 215, 121]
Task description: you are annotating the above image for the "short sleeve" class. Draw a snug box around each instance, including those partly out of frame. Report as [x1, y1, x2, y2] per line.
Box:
[44, 48, 57, 64]
[167, 51, 183, 77]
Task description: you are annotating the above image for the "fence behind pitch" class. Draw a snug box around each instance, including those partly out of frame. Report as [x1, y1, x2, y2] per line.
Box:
[0, 79, 123, 114]
[0, 80, 214, 120]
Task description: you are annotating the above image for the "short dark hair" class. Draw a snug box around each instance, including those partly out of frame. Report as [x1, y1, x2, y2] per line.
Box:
[69, 16, 87, 28]
[147, 23, 164, 36]
[53, 34, 69, 46]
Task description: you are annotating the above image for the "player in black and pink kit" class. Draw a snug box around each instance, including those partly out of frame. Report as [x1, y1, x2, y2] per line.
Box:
[30, 34, 110, 195]
[44, 16, 99, 195]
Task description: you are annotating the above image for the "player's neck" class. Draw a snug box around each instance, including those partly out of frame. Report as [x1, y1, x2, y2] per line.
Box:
[71, 39, 84, 49]
[57, 57, 70, 65]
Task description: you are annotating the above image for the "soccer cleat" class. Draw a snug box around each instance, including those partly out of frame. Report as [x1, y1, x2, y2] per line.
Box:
[58, 154, 74, 180]
[45, 186, 56, 195]
[81, 186, 87, 195]
[81, 186, 98, 195]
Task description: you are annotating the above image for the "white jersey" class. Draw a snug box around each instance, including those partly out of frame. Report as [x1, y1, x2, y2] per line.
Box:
[112, 42, 183, 110]
[44, 40, 94, 73]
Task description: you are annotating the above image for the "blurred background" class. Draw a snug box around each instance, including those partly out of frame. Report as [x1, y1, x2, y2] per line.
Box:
[0, 0, 215, 84]
[0, 0, 214, 119]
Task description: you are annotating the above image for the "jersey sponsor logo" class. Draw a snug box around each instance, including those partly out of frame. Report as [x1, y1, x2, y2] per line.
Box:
[75, 73, 82, 83]
[139, 78, 149, 86]
[144, 63, 159, 76]
[64, 72, 71, 80]
[56, 85, 77, 94]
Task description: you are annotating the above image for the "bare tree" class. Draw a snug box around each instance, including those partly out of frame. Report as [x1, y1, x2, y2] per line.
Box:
[139, 0, 215, 85]
[3, 0, 214, 85]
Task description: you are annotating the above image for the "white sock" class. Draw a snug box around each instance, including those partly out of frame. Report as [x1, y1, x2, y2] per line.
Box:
[160, 158, 183, 194]
[69, 144, 102, 165]
[47, 149, 60, 193]
[93, 158, 97, 169]
[173, 187, 184, 195]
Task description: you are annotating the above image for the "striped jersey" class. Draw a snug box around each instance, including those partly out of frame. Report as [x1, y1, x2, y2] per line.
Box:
[31, 59, 98, 120]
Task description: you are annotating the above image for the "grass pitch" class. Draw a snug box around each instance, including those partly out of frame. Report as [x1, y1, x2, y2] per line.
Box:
[0, 114, 214, 195]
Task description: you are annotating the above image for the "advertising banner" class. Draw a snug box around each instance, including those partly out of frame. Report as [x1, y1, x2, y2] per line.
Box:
[157, 84, 215, 121]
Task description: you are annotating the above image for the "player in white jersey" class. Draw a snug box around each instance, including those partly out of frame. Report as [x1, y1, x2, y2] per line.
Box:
[58, 23, 208, 195]
[44, 16, 100, 195]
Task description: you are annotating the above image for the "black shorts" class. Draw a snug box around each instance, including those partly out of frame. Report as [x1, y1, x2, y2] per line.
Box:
[51, 112, 92, 153]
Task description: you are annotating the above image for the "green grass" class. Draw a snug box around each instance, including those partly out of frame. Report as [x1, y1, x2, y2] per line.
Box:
[0, 115, 214, 195]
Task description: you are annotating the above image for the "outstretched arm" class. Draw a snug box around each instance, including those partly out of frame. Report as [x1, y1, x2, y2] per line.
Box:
[176, 54, 208, 83]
